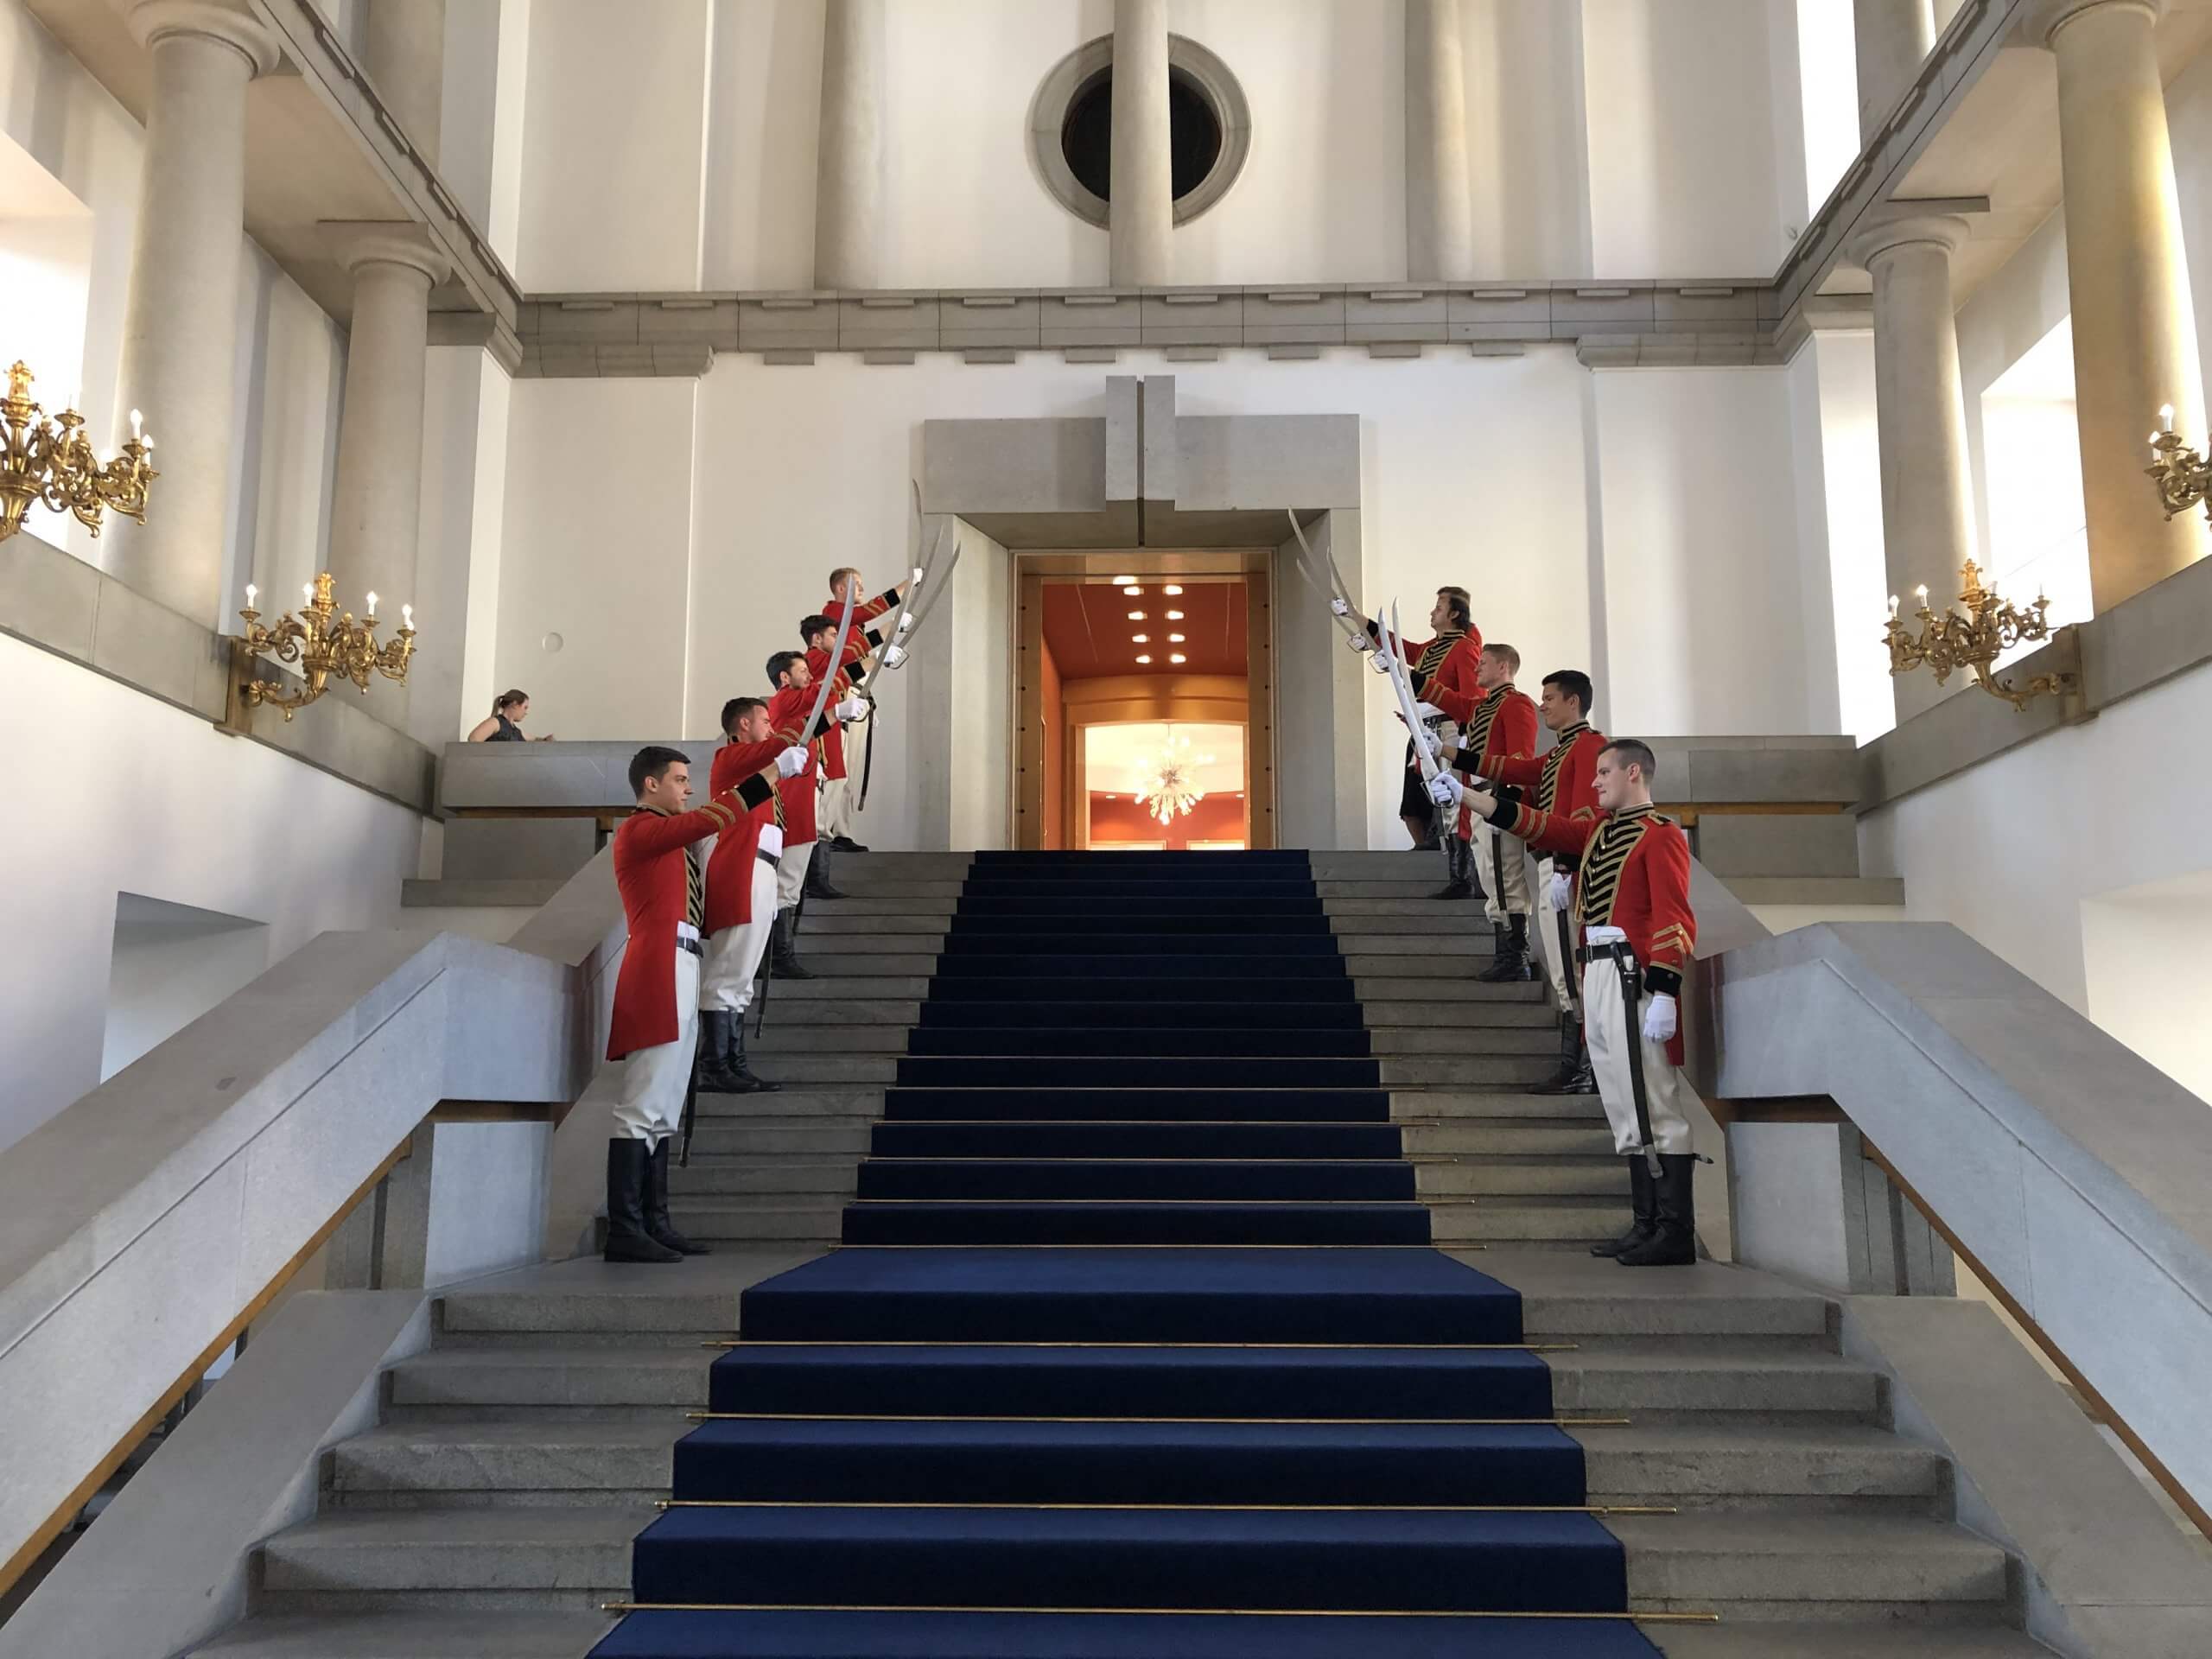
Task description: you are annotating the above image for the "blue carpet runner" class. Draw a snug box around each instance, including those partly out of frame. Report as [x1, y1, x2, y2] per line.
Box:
[593, 850, 1663, 1658]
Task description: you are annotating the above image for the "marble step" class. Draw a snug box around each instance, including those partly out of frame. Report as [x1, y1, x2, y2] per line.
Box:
[668, 1160, 859, 1198]
[254, 1505, 643, 1612]
[1402, 1122, 1618, 1157]
[1576, 1424, 1948, 1515]
[328, 1421, 685, 1510]
[1394, 1091, 1610, 1121]
[1353, 977, 1549, 1003]
[1362, 1001, 1557, 1027]
[1424, 1193, 1631, 1244]
[192, 1611, 615, 1657]
[1416, 1159, 1625, 1198]
[1547, 1344, 1885, 1424]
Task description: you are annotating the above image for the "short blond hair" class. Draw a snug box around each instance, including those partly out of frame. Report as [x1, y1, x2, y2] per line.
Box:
[1483, 642, 1520, 675]
[828, 566, 862, 596]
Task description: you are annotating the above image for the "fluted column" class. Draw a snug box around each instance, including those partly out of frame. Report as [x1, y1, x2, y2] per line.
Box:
[1404, 0, 1473, 281]
[1853, 0, 1935, 142]
[362, 0, 447, 166]
[2030, 0, 2207, 610]
[322, 223, 448, 720]
[814, 0, 886, 289]
[110, 0, 280, 626]
[1847, 211, 1978, 722]
[1109, 0, 1172, 287]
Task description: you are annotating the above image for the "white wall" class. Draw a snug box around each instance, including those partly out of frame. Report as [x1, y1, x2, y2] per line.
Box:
[529, 0, 1790, 292]
[497, 376, 698, 735]
[413, 346, 514, 747]
[1788, 329, 1891, 743]
[1859, 659, 2212, 1020]
[1589, 365, 1819, 736]
[0, 0, 346, 624]
[100, 896, 270, 1081]
[2080, 875, 2212, 1107]
[0, 630, 421, 1154]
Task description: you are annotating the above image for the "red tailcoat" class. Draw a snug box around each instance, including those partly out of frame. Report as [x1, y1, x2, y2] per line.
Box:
[1489, 722, 1608, 847]
[766, 682, 823, 845]
[1379, 626, 1484, 726]
[1451, 683, 1538, 843]
[702, 738, 787, 935]
[1499, 798, 1696, 1062]
[607, 776, 768, 1060]
[804, 626, 875, 782]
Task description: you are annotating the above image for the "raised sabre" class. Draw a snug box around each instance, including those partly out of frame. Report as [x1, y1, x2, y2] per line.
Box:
[886, 521, 963, 657]
[856, 483, 948, 701]
[1376, 602, 1443, 787]
[1284, 508, 1370, 649]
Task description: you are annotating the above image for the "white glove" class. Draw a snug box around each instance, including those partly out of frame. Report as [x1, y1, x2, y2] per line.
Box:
[897, 612, 914, 632]
[1414, 702, 1443, 721]
[1413, 727, 1443, 765]
[911, 565, 925, 586]
[1643, 993, 1678, 1045]
[881, 642, 906, 669]
[1370, 651, 1393, 674]
[775, 745, 809, 778]
[1548, 870, 1573, 911]
[1426, 772, 1465, 807]
[836, 695, 868, 721]
[1330, 597, 1351, 618]
[1349, 633, 1374, 653]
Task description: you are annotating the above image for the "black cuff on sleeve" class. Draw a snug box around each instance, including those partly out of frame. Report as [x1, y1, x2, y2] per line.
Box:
[736, 773, 774, 810]
[863, 626, 885, 649]
[1643, 964, 1682, 998]
[1481, 795, 1518, 830]
[1495, 784, 1523, 809]
[1363, 617, 1381, 642]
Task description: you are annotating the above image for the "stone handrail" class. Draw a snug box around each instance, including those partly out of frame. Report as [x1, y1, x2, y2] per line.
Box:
[0, 847, 626, 1594]
[1703, 918, 2212, 1523]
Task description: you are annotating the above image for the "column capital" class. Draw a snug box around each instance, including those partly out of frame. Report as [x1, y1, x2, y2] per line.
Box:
[1845, 208, 1971, 270]
[320, 221, 451, 286]
[126, 0, 282, 75]
[2017, 0, 2164, 48]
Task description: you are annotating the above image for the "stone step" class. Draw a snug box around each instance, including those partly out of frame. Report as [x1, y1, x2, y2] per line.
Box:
[683, 1088, 881, 1119]
[1649, 1625, 2054, 1656]
[1362, 1001, 1556, 1028]
[800, 895, 962, 916]
[801, 913, 952, 933]
[803, 933, 945, 955]
[254, 1505, 645, 1612]
[1315, 880, 1477, 899]
[1338, 932, 1491, 956]
[1323, 897, 1501, 918]
[1369, 1029, 1559, 1057]
[688, 1120, 874, 1156]
[753, 1056, 900, 1084]
[1394, 1091, 1609, 1122]
[777, 955, 938, 978]
[1402, 1122, 1618, 1157]
[669, 1160, 858, 1198]
[1380, 1057, 1559, 1089]
[386, 1347, 710, 1413]
[328, 1421, 683, 1509]
[751, 999, 919, 1025]
[1471, 1252, 1840, 1342]
[1347, 955, 1528, 980]
[1309, 853, 1442, 878]
[1616, 1512, 2010, 1620]
[1548, 1344, 1884, 1424]
[668, 1202, 843, 1243]
[435, 1256, 814, 1343]
[1328, 914, 1494, 937]
[193, 1611, 616, 1656]
[1354, 977, 1549, 1003]
[752, 1027, 913, 1054]
[1424, 1194, 1630, 1243]
[766, 976, 932, 999]
[1576, 1424, 1948, 1515]
[1417, 1159, 1624, 1198]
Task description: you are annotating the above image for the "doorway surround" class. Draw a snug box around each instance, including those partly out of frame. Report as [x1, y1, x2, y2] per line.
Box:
[914, 373, 1367, 850]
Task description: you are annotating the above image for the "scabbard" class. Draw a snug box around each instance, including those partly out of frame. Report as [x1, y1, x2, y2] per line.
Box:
[1616, 952, 1662, 1178]
[677, 1071, 698, 1168]
[859, 703, 876, 811]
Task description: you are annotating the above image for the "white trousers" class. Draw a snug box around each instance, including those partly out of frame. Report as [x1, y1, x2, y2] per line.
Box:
[820, 775, 852, 841]
[776, 840, 815, 912]
[1580, 950, 1696, 1156]
[699, 859, 778, 1014]
[614, 948, 698, 1143]
[1533, 856, 1574, 1014]
[1472, 817, 1532, 924]
[1430, 720, 1460, 837]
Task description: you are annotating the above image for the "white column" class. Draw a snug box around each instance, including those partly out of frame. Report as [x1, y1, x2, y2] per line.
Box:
[110, 0, 280, 627]
[813, 0, 886, 289]
[1404, 0, 1473, 281]
[362, 0, 447, 166]
[1109, 0, 1172, 287]
[2031, 0, 2207, 611]
[323, 223, 449, 722]
[1853, 0, 1935, 143]
[1846, 211, 1977, 722]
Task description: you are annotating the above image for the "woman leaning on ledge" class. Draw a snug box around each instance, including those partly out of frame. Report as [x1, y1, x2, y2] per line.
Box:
[469, 690, 554, 742]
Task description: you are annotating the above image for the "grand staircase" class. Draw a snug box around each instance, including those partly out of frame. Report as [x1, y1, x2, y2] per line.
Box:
[198, 850, 2053, 1658]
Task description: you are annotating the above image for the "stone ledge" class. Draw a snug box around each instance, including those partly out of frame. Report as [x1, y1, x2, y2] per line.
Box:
[0, 530, 437, 817]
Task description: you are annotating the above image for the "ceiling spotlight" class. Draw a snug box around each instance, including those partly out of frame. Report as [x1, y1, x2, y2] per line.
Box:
[1128, 611, 1146, 620]
[1162, 584, 1184, 595]
[1167, 632, 1185, 643]
[1122, 586, 1143, 596]
[1165, 610, 1184, 620]
[1132, 633, 1149, 643]
[1114, 575, 1136, 585]
[1169, 652, 1187, 664]
[1135, 654, 1153, 664]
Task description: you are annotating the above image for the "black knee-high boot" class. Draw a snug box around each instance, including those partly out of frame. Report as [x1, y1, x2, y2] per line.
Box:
[644, 1139, 710, 1255]
[1616, 1155, 1697, 1267]
[1531, 1012, 1580, 1094]
[804, 839, 846, 900]
[694, 1009, 743, 1093]
[604, 1140, 681, 1263]
[1432, 837, 1473, 901]
[1479, 914, 1535, 982]
[1590, 1156, 1656, 1257]
[772, 909, 812, 979]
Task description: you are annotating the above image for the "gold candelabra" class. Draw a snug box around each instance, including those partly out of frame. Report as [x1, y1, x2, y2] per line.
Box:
[1883, 558, 2069, 711]
[2145, 404, 2212, 524]
[0, 361, 157, 543]
[236, 571, 417, 721]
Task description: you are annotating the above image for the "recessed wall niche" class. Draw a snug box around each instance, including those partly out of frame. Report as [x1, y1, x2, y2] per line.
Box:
[1028, 35, 1251, 229]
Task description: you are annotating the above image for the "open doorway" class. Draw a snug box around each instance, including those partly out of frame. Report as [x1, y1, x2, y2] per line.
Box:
[1013, 556, 1274, 849]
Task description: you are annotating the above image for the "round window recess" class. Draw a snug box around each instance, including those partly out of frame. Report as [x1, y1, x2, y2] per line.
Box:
[1029, 35, 1251, 230]
[541, 631, 564, 655]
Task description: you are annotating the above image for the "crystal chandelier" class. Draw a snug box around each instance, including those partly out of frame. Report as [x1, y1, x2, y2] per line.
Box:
[1134, 734, 1207, 826]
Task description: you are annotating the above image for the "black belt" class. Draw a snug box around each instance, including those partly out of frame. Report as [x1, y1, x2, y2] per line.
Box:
[677, 935, 703, 957]
[1576, 939, 1634, 966]
[757, 849, 780, 868]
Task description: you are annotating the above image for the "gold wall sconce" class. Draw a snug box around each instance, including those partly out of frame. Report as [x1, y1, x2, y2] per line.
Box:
[235, 572, 416, 721]
[1884, 559, 2072, 711]
[0, 361, 156, 543]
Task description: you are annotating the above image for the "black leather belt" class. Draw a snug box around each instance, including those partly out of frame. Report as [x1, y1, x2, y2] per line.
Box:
[757, 849, 780, 868]
[1576, 939, 1635, 965]
[677, 936, 703, 957]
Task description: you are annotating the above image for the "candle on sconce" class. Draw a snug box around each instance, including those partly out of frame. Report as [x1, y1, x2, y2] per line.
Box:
[402, 603, 414, 629]
[365, 591, 378, 619]
[2162, 404, 2176, 432]
[130, 409, 143, 441]
[1888, 594, 1899, 620]
[1914, 585, 1929, 611]
[303, 582, 315, 607]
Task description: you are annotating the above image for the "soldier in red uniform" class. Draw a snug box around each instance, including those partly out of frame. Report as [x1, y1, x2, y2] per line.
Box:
[1438, 645, 1540, 970]
[765, 651, 867, 978]
[801, 611, 904, 888]
[606, 745, 785, 1262]
[1482, 670, 1606, 1092]
[696, 697, 807, 1095]
[1435, 740, 1700, 1268]
[1339, 587, 1484, 868]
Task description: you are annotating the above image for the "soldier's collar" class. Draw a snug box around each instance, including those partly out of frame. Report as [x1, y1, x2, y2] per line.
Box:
[640, 803, 675, 817]
[1616, 801, 1656, 818]
[1558, 721, 1590, 740]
